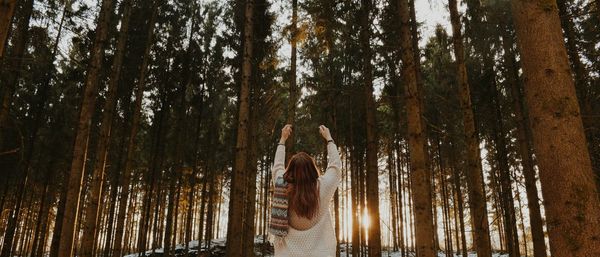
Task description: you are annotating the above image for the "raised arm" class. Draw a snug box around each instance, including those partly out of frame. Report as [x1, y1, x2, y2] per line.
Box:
[272, 124, 292, 185]
[324, 141, 342, 179]
[319, 125, 342, 200]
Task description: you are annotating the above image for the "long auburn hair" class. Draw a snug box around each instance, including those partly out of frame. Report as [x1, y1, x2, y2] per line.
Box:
[283, 152, 320, 219]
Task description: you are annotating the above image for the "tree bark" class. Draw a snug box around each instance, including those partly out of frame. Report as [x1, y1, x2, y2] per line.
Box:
[112, 3, 158, 256]
[50, 166, 69, 257]
[387, 145, 399, 251]
[163, 176, 178, 257]
[447, 0, 493, 256]
[351, 150, 360, 257]
[359, 1, 382, 256]
[491, 83, 521, 257]
[242, 105, 259, 256]
[501, 27, 547, 257]
[510, 0, 600, 256]
[29, 5, 68, 254]
[101, 158, 120, 257]
[31, 164, 57, 257]
[225, 0, 254, 256]
[165, 70, 189, 257]
[0, 1, 41, 255]
[286, 0, 298, 159]
[397, 0, 436, 256]
[197, 166, 208, 247]
[56, 0, 114, 254]
[556, 0, 599, 179]
[79, 1, 132, 255]
[450, 161, 468, 257]
[395, 142, 407, 257]
[0, 0, 33, 146]
[0, 0, 16, 57]
[556, 0, 588, 91]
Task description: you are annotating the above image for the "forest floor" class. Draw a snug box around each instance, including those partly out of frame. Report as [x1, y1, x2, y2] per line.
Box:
[123, 236, 510, 257]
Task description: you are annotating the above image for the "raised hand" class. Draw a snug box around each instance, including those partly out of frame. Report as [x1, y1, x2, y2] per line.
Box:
[319, 125, 333, 142]
[279, 124, 293, 144]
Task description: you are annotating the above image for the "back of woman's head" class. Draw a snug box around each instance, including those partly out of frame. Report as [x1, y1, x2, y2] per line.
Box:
[284, 152, 320, 219]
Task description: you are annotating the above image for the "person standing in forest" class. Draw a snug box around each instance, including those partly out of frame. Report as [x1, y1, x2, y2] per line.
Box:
[270, 124, 342, 257]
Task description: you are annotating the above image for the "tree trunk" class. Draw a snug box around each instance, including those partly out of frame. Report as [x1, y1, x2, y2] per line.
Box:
[397, 0, 435, 256]
[165, 71, 189, 257]
[50, 166, 69, 257]
[510, 0, 600, 256]
[491, 83, 521, 257]
[450, 160, 468, 257]
[122, 184, 137, 253]
[556, 0, 599, 180]
[431, 160, 439, 252]
[436, 138, 453, 255]
[56, 0, 114, 255]
[242, 106, 259, 256]
[140, 90, 168, 255]
[184, 6, 202, 252]
[204, 169, 215, 247]
[388, 145, 399, 251]
[0, 0, 16, 57]
[202, 93, 217, 251]
[102, 162, 120, 257]
[351, 151, 360, 257]
[396, 142, 407, 257]
[225, 0, 254, 256]
[556, 0, 588, 92]
[447, 0, 493, 256]
[501, 27, 548, 257]
[0, 1, 41, 255]
[286, 0, 298, 159]
[0, 0, 33, 149]
[30, 166, 56, 257]
[79, 1, 132, 255]
[163, 176, 178, 257]
[515, 184, 529, 257]
[112, 3, 158, 256]
[197, 166, 208, 247]
[29, 5, 68, 254]
[359, 0, 382, 256]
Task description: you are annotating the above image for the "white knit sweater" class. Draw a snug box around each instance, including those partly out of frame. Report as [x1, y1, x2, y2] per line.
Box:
[271, 143, 342, 257]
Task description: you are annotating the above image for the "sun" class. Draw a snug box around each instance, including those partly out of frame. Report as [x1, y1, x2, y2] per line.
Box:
[361, 209, 370, 230]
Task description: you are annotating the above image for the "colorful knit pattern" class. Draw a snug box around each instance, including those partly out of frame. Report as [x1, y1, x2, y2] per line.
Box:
[270, 176, 289, 238]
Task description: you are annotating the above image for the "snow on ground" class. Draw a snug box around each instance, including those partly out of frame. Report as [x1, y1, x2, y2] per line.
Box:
[339, 248, 510, 257]
[339, 253, 510, 257]
[124, 236, 510, 257]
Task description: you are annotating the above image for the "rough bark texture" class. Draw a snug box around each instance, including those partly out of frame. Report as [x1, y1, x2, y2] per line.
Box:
[0, 0, 16, 57]
[510, 0, 600, 256]
[500, 28, 548, 257]
[447, 0, 493, 256]
[360, 0, 382, 256]
[79, 1, 132, 255]
[0, 0, 33, 133]
[397, 0, 435, 256]
[111, 4, 157, 256]
[56, 0, 114, 255]
[286, 0, 297, 160]
[0, 1, 34, 255]
[225, 0, 254, 256]
[242, 107, 259, 256]
[556, 0, 588, 90]
[492, 84, 521, 257]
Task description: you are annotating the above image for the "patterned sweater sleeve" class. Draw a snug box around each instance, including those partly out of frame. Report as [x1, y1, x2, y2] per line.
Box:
[320, 142, 342, 201]
[272, 144, 286, 185]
